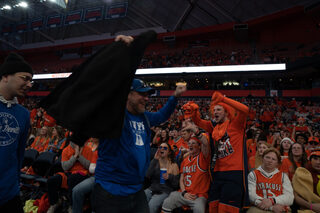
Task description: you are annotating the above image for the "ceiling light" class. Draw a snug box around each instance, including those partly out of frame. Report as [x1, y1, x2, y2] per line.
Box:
[3, 5, 12, 10]
[19, 2, 28, 8]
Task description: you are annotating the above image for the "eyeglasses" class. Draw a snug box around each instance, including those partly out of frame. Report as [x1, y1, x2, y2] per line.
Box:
[19, 75, 34, 85]
[158, 146, 168, 150]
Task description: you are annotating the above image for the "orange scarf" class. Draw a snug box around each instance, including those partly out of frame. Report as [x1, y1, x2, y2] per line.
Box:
[212, 119, 230, 142]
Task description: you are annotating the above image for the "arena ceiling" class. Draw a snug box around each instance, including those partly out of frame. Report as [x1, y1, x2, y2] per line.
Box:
[0, 0, 320, 50]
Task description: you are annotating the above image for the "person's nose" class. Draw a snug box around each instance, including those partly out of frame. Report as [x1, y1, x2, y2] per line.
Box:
[26, 81, 33, 88]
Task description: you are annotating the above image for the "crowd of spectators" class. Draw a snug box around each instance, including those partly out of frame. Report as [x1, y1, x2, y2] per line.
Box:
[29, 42, 320, 75]
[19, 95, 320, 212]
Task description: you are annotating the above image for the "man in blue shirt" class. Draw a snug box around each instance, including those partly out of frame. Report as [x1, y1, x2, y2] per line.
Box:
[0, 53, 33, 213]
[93, 78, 186, 213]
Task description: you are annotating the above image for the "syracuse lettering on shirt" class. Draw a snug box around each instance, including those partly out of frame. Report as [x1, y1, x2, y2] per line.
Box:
[213, 112, 247, 172]
[180, 152, 210, 198]
[254, 170, 284, 198]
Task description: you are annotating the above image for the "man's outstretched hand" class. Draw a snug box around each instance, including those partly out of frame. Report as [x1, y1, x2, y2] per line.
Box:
[115, 35, 134, 45]
[174, 85, 187, 97]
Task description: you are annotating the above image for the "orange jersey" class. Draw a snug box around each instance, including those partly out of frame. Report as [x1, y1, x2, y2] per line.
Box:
[180, 152, 210, 198]
[254, 169, 284, 198]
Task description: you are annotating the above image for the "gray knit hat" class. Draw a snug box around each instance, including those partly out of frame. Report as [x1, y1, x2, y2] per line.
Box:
[0, 52, 33, 78]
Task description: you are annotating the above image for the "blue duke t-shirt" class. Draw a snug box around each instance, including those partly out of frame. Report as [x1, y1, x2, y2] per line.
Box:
[95, 112, 149, 196]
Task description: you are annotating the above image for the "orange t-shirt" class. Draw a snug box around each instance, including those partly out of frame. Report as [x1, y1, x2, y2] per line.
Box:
[295, 125, 308, 133]
[43, 112, 56, 127]
[247, 139, 256, 159]
[213, 111, 248, 172]
[280, 158, 301, 181]
[193, 99, 248, 172]
[254, 169, 284, 198]
[91, 150, 98, 164]
[249, 156, 256, 170]
[180, 152, 210, 198]
[176, 138, 188, 150]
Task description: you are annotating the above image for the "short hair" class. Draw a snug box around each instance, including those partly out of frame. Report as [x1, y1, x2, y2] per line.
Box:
[262, 148, 281, 164]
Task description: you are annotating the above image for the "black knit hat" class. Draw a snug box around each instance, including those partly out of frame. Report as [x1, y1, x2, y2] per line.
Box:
[0, 52, 33, 78]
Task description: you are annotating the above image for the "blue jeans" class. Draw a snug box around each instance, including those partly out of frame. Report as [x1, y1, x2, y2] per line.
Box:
[92, 183, 149, 213]
[144, 188, 169, 213]
[72, 176, 95, 213]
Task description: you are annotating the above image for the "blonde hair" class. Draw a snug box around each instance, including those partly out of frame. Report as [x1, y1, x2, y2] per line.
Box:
[255, 141, 271, 168]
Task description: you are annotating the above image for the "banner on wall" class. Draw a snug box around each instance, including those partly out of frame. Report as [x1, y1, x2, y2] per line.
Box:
[83, 7, 104, 22]
[105, 2, 128, 19]
[16, 21, 28, 33]
[47, 14, 63, 28]
[31, 18, 45, 31]
[64, 10, 83, 25]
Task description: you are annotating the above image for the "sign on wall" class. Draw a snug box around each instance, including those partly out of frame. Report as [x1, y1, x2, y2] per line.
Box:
[64, 10, 83, 25]
[47, 14, 64, 28]
[83, 7, 104, 22]
[105, 2, 128, 19]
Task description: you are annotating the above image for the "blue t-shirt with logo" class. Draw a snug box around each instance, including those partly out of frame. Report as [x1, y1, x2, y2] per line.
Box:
[95, 96, 177, 196]
[0, 102, 30, 205]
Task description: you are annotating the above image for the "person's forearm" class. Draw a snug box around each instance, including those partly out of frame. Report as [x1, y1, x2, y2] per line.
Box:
[78, 155, 90, 169]
[179, 174, 185, 191]
[61, 156, 77, 171]
[193, 117, 213, 133]
[222, 96, 249, 115]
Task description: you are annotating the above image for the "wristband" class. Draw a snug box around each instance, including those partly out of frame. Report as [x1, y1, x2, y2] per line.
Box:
[181, 191, 187, 197]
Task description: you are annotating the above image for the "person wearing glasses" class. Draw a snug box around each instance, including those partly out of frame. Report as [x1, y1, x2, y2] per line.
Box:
[93, 78, 186, 213]
[0, 53, 33, 213]
[144, 143, 179, 213]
